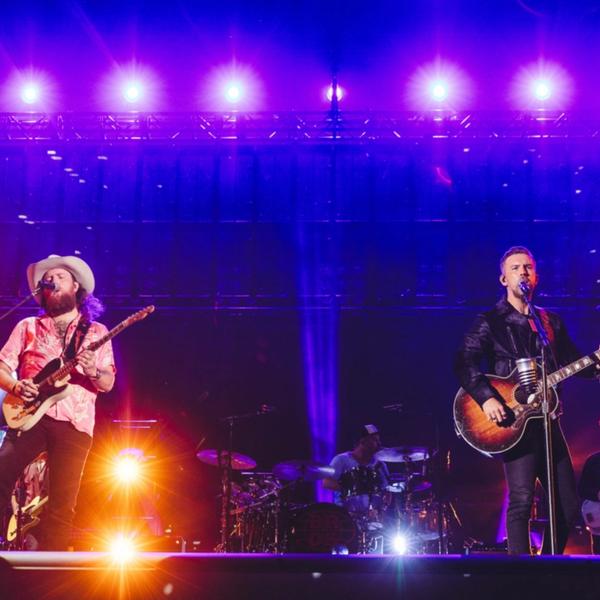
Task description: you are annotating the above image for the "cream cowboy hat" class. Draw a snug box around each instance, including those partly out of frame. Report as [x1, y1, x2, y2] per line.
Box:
[26, 255, 95, 302]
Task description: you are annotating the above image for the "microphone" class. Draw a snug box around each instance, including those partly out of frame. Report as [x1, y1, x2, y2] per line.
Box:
[518, 279, 530, 296]
[36, 280, 55, 291]
[516, 357, 538, 394]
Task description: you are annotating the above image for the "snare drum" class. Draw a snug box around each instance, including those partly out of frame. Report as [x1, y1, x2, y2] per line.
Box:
[287, 503, 358, 553]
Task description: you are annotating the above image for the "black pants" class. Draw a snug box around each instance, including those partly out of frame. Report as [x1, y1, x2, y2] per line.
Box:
[502, 420, 578, 555]
[0, 416, 92, 550]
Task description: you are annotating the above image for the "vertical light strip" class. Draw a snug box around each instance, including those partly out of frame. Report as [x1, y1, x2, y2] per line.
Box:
[297, 223, 338, 502]
[300, 306, 338, 502]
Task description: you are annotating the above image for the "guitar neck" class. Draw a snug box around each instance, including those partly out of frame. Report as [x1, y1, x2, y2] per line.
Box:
[548, 349, 600, 387]
[41, 307, 153, 387]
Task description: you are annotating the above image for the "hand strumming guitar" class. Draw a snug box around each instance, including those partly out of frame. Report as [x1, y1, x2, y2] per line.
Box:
[11, 379, 39, 401]
[482, 397, 507, 424]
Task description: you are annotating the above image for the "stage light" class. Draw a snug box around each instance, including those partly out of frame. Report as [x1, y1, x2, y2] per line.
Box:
[533, 80, 551, 101]
[98, 63, 162, 111]
[224, 83, 243, 103]
[123, 82, 142, 104]
[510, 60, 573, 110]
[2, 69, 57, 111]
[406, 59, 473, 110]
[202, 63, 264, 111]
[114, 455, 141, 484]
[109, 534, 137, 563]
[391, 533, 408, 555]
[326, 84, 345, 102]
[113, 448, 145, 485]
[21, 83, 40, 105]
[431, 82, 448, 102]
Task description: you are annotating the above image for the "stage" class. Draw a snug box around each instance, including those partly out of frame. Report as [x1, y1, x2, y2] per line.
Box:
[2, 551, 600, 600]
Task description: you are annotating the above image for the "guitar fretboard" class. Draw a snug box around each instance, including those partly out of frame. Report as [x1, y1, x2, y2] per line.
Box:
[43, 306, 153, 386]
[548, 350, 600, 387]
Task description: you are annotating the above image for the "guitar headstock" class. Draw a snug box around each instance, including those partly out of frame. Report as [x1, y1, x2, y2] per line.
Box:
[124, 305, 155, 326]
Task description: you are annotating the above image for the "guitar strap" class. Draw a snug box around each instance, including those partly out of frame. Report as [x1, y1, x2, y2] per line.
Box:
[62, 318, 92, 361]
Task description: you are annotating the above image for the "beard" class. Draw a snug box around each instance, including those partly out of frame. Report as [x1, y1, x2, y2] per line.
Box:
[43, 292, 77, 317]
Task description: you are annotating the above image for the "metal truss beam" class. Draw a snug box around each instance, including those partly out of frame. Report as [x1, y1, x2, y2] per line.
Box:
[0, 111, 596, 142]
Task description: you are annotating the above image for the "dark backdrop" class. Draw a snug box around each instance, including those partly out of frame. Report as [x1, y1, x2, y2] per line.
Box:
[0, 136, 598, 548]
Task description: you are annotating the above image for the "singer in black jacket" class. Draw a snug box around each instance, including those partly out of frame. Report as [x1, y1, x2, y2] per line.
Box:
[455, 246, 598, 555]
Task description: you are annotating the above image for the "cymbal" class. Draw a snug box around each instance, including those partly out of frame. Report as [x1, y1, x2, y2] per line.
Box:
[273, 459, 335, 482]
[196, 449, 257, 470]
[407, 476, 432, 494]
[375, 446, 429, 463]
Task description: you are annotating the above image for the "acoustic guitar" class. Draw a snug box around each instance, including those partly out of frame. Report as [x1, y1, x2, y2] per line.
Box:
[453, 349, 600, 454]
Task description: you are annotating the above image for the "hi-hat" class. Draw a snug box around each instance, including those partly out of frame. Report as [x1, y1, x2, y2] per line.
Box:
[196, 449, 257, 470]
[375, 446, 429, 463]
[273, 459, 335, 482]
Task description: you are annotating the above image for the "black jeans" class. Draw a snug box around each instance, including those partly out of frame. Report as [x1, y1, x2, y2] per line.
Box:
[0, 416, 92, 550]
[502, 420, 578, 555]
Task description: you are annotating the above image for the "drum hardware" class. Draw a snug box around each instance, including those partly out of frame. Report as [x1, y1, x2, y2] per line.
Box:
[273, 459, 335, 482]
[200, 405, 274, 553]
[375, 446, 429, 463]
[196, 449, 257, 471]
[286, 503, 358, 554]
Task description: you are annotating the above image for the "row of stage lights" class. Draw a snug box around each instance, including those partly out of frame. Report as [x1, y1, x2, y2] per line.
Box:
[2, 59, 575, 112]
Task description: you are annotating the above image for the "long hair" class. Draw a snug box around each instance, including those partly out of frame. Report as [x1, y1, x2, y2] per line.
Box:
[76, 287, 105, 322]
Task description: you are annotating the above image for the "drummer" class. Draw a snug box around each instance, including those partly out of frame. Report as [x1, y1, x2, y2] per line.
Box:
[323, 424, 390, 515]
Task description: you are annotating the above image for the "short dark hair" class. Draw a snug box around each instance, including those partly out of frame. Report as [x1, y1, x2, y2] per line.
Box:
[499, 246, 535, 274]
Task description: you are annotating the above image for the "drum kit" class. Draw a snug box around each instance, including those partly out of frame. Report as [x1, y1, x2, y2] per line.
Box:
[197, 442, 453, 554]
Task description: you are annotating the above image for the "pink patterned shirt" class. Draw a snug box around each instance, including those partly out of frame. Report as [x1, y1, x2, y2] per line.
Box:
[0, 314, 115, 437]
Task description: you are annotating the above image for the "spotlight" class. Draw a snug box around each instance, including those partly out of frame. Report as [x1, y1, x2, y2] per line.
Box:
[109, 534, 137, 563]
[391, 533, 409, 555]
[98, 63, 162, 110]
[406, 60, 472, 110]
[114, 455, 141, 484]
[123, 82, 142, 103]
[326, 84, 344, 102]
[431, 81, 448, 102]
[21, 83, 40, 105]
[224, 83, 243, 103]
[202, 63, 264, 111]
[510, 60, 573, 110]
[533, 80, 551, 101]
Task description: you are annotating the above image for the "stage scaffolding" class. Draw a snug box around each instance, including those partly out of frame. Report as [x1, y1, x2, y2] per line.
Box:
[0, 110, 595, 142]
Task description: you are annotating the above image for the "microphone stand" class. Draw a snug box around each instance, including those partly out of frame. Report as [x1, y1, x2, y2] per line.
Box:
[0, 287, 43, 322]
[519, 283, 557, 555]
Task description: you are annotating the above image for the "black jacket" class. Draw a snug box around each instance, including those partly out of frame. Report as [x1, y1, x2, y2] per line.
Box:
[454, 297, 588, 406]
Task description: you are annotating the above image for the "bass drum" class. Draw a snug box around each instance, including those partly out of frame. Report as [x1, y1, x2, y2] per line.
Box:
[287, 503, 358, 554]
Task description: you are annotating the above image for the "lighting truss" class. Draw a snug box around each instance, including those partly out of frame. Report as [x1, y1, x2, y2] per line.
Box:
[0, 111, 595, 142]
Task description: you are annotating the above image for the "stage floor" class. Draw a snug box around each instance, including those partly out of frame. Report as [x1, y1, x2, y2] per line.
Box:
[2, 551, 600, 599]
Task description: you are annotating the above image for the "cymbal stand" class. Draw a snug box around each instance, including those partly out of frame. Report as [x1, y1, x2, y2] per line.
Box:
[217, 415, 236, 553]
[217, 406, 272, 552]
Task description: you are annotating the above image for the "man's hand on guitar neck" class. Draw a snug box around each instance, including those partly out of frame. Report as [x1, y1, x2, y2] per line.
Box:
[482, 397, 507, 424]
[76, 349, 98, 379]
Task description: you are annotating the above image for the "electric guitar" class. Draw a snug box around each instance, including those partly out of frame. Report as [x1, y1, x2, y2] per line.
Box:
[2, 305, 155, 431]
[453, 349, 600, 455]
[7, 495, 48, 542]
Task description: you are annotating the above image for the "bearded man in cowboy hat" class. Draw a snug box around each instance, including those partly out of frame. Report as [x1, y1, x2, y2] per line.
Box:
[0, 255, 115, 550]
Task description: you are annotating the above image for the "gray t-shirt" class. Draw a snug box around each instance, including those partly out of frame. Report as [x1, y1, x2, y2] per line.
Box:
[329, 452, 389, 513]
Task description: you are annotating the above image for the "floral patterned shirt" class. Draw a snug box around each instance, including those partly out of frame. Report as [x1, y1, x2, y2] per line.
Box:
[0, 314, 115, 437]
